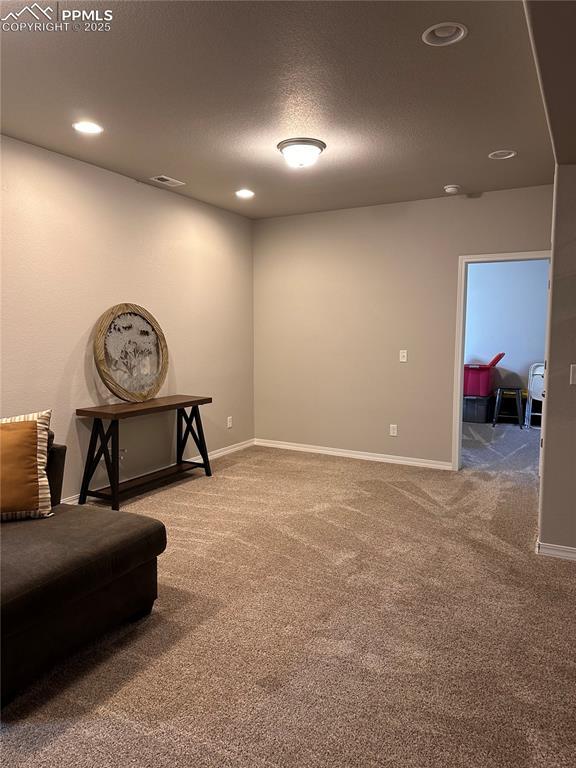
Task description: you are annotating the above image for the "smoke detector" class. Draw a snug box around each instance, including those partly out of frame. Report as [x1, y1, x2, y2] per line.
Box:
[149, 175, 186, 187]
[422, 23, 468, 47]
[443, 184, 462, 195]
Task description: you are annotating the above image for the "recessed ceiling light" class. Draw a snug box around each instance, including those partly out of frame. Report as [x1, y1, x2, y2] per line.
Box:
[277, 138, 326, 168]
[488, 149, 517, 160]
[422, 22, 468, 47]
[444, 184, 462, 195]
[73, 120, 103, 135]
[235, 188, 255, 199]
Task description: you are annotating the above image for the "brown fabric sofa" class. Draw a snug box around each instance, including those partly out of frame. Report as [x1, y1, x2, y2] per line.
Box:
[1, 433, 167, 705]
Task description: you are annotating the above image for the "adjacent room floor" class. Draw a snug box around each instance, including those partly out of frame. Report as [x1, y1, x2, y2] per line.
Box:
[2, 445, 575, 767]
[462, 422, 541, 472]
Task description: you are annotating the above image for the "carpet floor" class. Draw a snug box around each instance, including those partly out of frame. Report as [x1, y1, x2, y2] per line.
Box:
[2, 442, 575, 767]
[462, 422, 541, 473]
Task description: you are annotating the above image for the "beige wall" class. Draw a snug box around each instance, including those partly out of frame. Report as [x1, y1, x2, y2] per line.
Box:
[1, 137, 254, 499]
[539, 165, 576, 549]
[253, 186, 553, 463]
[1, 137, 560, 520]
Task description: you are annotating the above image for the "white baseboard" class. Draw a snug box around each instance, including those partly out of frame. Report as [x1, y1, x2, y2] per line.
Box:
[536, 541, 576, 562]
[191, 438, 255, 462]
[61, 437, 452, 504]
[253, 438, 453, 471]
[60, 438, 256, 505]
[62, 492, 81, 504]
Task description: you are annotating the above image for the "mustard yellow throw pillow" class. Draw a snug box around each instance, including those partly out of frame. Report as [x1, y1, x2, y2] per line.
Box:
[0, 410, 52, 521]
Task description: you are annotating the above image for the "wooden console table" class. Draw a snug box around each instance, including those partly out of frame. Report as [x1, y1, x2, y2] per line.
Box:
[76, 394, 212, 510]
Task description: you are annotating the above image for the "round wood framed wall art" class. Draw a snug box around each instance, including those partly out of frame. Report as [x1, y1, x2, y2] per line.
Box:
[94, 303, 169, 402]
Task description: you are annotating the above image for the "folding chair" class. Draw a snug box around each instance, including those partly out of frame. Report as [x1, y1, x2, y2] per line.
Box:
[524, 362, 545, 428]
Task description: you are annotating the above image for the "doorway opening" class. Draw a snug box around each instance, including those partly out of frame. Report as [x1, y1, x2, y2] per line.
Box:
[452, 251, 551, 473]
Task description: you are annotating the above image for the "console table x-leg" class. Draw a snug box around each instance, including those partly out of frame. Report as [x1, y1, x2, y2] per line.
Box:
[76, 395, 212, 510]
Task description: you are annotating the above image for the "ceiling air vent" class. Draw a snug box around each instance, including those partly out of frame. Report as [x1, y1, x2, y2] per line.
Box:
[149, 175, 186, 187]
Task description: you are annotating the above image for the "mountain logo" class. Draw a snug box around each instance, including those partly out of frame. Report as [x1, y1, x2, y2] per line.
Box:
[1, 3, 53, 21]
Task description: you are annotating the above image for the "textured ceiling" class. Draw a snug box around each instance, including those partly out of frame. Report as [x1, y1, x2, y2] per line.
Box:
[1, 0, 554, 218]
[525, 1, 576, 164]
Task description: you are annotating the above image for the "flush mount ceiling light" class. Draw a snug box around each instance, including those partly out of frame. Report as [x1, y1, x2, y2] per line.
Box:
[277, 138, 326, 168]
[235, 188, 255, 199]
[422, 22, 468, 47]
[444, 184, 462, 195]
[488, 149, 518, 160]
[72, 120, 103, 135]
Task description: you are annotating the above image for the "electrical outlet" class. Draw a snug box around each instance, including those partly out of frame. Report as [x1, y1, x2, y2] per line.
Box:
[399, 350, 408, 363]
[389, 424, 398, 436]
[101, 449, 127, 463]
[227, 416, 233, 429]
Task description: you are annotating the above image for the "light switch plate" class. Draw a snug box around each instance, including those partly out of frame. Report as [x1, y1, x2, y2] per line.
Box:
[399, 350, 408, 363]
[570, 364, 576, 386]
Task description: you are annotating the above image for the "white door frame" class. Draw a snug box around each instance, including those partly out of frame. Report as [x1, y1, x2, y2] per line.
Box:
[452, 250, 551, 471]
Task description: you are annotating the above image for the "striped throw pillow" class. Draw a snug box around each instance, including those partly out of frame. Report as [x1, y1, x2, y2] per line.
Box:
[0, 410, 52, 521]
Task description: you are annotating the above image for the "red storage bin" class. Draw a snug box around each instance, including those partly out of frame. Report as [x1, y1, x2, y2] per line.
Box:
[464, 353, 505, 397]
